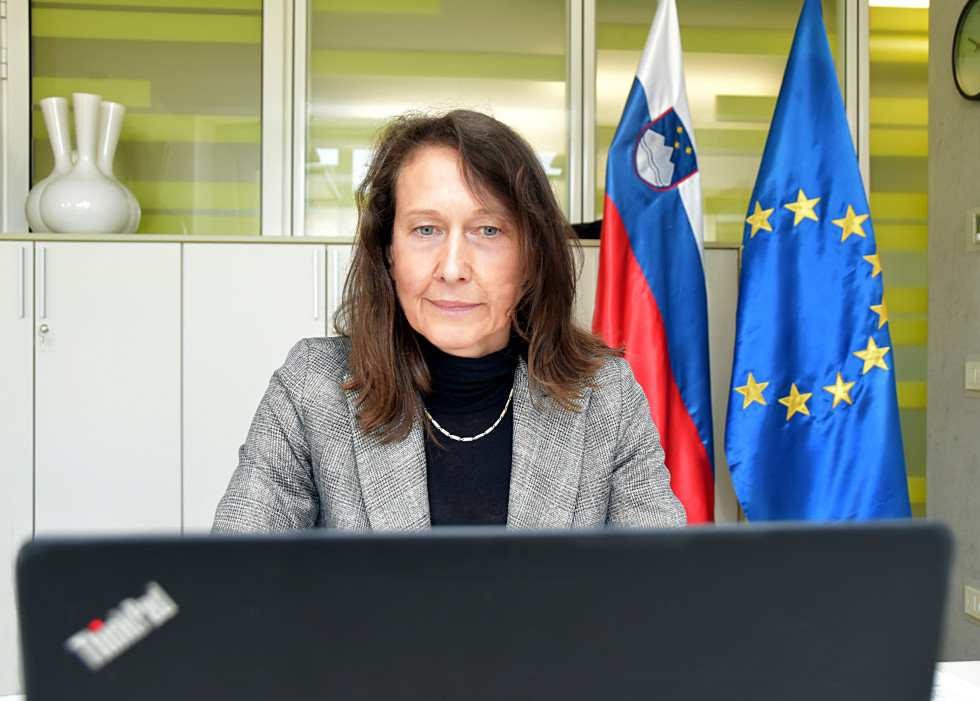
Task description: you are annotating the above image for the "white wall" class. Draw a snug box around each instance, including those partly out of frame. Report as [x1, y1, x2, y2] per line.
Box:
[928, 3, 980, 661]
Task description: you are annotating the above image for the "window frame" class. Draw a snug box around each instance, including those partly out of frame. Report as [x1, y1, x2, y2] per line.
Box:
[1, 0, 869, 236]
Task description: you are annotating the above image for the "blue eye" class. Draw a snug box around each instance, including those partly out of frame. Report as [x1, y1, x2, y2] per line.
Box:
[416, 225, 436, 236]
[481, 226, 500, 237]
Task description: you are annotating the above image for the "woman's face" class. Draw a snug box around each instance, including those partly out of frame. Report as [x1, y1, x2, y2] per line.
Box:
[389, 145, 523, 358]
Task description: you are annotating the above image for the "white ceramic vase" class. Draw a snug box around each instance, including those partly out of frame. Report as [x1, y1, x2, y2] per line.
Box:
[97, 100, 141, 234]
[40, 93, 130, 234]
[25, 97, 73, 233]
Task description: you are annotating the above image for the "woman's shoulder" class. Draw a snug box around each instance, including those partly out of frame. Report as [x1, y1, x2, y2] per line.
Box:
[592, 353, 634, 387]
[518, 353, 634, 406]
[282, 335, 353, 383]
[581, 354, 645, 415]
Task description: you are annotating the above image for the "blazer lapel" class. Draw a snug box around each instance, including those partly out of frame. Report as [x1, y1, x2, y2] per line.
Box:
[507, 360, 586, 530]
[349, 399, 431, 532]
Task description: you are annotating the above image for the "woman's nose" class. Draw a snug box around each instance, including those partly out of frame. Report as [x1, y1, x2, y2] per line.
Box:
[435, 232, 470, 282]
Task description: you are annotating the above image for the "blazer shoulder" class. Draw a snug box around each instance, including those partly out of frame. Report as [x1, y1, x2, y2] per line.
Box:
[584, 355, 649, 432]
[592, 354, 636, 390]
[285, 336, 352, 384]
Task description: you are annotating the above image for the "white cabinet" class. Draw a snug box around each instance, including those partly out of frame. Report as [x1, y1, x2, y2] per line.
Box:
[181, 243, 328, 532]
[0, 243, 34, 696]
[326, 244, 354, 336]
[1, 238, 356, 694]
[33, 242, 182, 535]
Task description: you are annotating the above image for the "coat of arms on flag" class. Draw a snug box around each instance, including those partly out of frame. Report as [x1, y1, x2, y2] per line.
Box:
[634, 109, 697, 191]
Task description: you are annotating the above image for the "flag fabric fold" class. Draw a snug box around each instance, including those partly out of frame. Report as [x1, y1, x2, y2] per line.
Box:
[724, 0, 911, 520]
[593, 0, 714, 523]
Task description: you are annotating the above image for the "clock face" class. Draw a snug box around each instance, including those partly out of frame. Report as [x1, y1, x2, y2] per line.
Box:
[954, 0, 980, 99]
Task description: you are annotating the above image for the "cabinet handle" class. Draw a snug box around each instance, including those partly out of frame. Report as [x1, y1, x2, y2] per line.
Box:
[312, 249, 321, 320]
[18, 247, 26, 318]
[39, 246, 47, 319]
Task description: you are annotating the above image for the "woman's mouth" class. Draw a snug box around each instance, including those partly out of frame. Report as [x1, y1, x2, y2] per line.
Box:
[429, 299, 479, 313]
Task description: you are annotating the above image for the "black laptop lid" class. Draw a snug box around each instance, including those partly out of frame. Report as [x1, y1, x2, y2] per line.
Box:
[17, 522, 951, 701]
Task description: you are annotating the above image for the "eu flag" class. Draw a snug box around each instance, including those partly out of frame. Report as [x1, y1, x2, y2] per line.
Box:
[724, 0, 911, 520]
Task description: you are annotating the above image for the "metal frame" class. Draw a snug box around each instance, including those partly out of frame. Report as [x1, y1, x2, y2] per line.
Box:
[581, 0, 597, 224]
[566, 0, 597, 225]
[290, 0, 308, 236]
[2, 0, 30, 233]
[260, 0, 294, 237]
[857, 0, 871, 192]
[1, 0, 875, 237]
[567, 0, 584, 224]
[843, 0, 871, 194]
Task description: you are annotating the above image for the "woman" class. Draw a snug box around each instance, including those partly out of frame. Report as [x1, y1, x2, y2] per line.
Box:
[213, 109, 685, 532]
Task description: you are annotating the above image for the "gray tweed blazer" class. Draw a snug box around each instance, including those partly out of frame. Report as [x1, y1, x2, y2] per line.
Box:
[213, 337, 686, 532]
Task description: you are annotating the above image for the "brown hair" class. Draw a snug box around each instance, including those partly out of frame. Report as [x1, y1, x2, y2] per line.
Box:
[336, 108, 614, 442]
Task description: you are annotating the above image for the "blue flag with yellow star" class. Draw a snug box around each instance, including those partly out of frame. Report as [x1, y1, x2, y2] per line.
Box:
[724, 0, 911, 520]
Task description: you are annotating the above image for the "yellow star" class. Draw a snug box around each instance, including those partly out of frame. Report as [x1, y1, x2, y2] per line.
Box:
[852, 337, 891, 374]
[778, 383, 812, 420]
[822, 372, 856, 408]
[832, 204, 869, 242]
[746, 201, 775, 238]
[862, 249, 882, 278]
[870, 295, 888, 329]
[783, 189, 821, 226]
[733, 372, 769, 409]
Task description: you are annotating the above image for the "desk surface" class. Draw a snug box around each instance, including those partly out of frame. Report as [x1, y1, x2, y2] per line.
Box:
[937, 661, 980, 686]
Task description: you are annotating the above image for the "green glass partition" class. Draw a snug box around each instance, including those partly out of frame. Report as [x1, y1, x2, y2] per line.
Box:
[868, 5, 928, 516]
[30, 0, 263, 235]
[303, 0, 570, 237]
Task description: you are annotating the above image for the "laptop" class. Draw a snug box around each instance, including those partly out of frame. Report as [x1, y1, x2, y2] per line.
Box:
[17, 521, 951, 701]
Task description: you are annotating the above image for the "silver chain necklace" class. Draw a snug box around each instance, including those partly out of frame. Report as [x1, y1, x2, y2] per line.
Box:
[424, 387, 515, 443]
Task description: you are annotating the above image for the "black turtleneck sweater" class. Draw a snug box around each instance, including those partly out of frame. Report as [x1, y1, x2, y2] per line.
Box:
[421, 341, 520, 526]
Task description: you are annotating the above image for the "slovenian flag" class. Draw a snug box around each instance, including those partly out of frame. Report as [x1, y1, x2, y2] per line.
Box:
[593, 0, 714, 522]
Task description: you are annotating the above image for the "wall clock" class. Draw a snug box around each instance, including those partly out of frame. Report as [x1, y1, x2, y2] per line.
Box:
[954, 0, 980, 100]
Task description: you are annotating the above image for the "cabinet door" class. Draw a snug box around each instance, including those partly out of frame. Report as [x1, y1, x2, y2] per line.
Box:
[182, 243, 327, 532]
[34, 242, 181, 535]
[0, 242, 34, 695]
[703, 247, 741, 523]
[326, 243, 354, 336]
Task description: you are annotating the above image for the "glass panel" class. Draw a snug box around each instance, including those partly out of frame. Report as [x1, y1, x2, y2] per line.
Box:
[304, 0, 569, 238]
[29, 1, 263, 235]
[868, 5, 928, 516]
[594, 0, 843, 242]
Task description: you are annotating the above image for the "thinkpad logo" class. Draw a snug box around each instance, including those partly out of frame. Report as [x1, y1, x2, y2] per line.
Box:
[63, 581, 179, 672]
